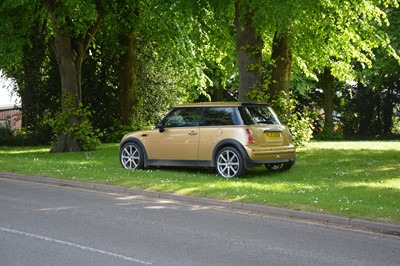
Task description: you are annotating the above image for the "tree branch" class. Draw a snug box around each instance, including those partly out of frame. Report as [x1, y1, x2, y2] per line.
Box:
[82, 0, 105, 52]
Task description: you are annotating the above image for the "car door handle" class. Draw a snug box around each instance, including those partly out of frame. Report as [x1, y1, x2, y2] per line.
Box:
[188, 131, 198, 136]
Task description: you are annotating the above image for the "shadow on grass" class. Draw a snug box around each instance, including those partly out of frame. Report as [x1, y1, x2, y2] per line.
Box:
[140, 147, 400, 222]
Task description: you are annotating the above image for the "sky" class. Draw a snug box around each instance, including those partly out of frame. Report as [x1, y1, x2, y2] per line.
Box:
[0, 72, 19, 106]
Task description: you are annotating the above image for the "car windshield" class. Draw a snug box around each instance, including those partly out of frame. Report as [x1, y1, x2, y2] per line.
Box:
[239, 106, 281, 125]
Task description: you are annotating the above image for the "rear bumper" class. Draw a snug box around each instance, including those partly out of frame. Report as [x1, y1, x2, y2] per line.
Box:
[243, 145, 296, 168]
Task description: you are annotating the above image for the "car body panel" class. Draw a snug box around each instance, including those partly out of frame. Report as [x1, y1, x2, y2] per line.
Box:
[147, 127, 199, 160]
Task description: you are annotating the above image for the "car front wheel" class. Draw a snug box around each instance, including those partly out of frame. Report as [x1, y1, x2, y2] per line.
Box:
[216, 147, 245, 178]
[120, 142, 144, 170]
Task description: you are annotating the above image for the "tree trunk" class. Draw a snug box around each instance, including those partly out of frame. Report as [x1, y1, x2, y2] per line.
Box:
[50, 30, 82, 152]
[119, 30, 139, 125]
[44, 0, 104, 152]
[269, 31, 292, 109]
[53, 32, 82, 112]
[357, 84, 374, 135]
[320, 68, 335, 136]
[234, 0, 263, 102]
[382, 88, 393, 134]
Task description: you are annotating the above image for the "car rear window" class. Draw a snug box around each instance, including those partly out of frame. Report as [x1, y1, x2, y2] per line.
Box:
[239, 106, 280, 125]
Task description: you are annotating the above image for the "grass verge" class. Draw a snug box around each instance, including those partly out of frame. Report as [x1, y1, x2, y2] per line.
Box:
[0, 141, 399, 223]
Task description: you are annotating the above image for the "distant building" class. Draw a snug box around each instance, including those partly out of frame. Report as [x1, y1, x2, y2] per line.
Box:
[0, 105, 22, 130]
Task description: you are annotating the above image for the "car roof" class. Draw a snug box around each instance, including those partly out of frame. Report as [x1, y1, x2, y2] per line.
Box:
[178, 102, 269, 107]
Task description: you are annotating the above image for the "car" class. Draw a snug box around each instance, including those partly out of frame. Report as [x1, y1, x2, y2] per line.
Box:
[119, 102, 296, 178]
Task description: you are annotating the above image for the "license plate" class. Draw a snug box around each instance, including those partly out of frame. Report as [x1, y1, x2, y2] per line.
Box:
[265, 132, 281, 139]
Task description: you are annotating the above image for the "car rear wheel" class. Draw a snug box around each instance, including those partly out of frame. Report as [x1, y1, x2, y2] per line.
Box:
[216, 147, 245, 178]
[265, 161, 294, 172]
[120, 142, 144, 170]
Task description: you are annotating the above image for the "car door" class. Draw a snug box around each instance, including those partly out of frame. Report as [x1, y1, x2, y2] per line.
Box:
[148, 107, 201, 161]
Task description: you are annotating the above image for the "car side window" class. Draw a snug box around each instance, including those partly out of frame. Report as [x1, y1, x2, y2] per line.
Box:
[203, 107, 241, 126]
[163, 108, 202, 128]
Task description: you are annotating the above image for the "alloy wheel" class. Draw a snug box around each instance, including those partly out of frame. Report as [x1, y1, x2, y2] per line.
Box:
[120, 143, 143, 170]
[216, 148, 243, 178]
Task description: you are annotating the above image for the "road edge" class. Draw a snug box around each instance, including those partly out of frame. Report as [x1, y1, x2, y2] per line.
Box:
[1, 172, 399, 236]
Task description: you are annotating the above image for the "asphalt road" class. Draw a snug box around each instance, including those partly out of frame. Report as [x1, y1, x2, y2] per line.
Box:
[1, 179, 399, 266]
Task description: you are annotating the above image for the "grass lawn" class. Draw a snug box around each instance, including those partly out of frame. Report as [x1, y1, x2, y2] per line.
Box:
[1, 141, 399, 223]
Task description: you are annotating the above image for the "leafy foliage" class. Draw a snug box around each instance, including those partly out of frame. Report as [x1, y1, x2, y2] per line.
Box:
[272, 91, 314, 146]
[46, 101, 101, 151]
[0, 128, 14, 145]
[0, 126, 51, 146]
[0, 0, 400, 146]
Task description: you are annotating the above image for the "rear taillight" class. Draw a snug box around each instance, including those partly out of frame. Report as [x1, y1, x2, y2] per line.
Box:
[246, 129, 255, 144]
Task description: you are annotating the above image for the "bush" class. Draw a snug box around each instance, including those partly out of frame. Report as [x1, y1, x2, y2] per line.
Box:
[272, 92, 314, 146]
[314, 130, 344, 141]
[102, 122, 152, 143]
[0, 127, 14, 145]
[0, 126, 52, 146]
[46, 103, 101, 151]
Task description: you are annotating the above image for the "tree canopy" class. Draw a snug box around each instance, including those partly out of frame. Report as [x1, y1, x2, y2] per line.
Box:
[0, 0, 399, 149]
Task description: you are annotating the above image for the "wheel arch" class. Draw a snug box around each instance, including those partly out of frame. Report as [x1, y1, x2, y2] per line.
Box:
[212, 139, 253, 169]
[119, 137, 148, 166]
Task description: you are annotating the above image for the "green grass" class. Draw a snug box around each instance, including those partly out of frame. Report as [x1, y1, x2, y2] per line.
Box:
[1, 141, 399, 223]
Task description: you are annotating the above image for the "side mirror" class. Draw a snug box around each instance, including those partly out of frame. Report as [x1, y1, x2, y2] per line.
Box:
[156, 123, 165, 133]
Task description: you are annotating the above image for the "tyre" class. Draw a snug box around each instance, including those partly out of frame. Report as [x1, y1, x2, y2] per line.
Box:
[120, 142, 144, 170]
[215, 147, 245, 178]
[265, 161, 294, 172]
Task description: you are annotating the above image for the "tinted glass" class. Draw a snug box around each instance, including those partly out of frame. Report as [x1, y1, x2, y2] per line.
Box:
[163, 108, 202, 127]
[239, 106, 280, 125]
[203, 107, 243, 126]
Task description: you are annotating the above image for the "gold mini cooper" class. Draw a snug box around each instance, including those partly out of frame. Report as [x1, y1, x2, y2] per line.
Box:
[119, 102, 296, 178]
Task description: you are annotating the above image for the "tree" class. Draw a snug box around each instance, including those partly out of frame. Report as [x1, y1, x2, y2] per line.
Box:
[2, 0, 399, 146]
[0, 1, 60, 144]
[80, 0, 235, 137]
[250, 0, 399, 134]
[293, 1, 399, 136]
[319, 68, 335, 136]
[43, 0, 105, 152]
[269, 31, 292, 106]
[107, 0, 141, 126]
[234, 0, 263, 102]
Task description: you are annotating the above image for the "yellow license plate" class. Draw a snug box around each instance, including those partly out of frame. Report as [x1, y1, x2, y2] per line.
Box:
[265, 132, 281, 139]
